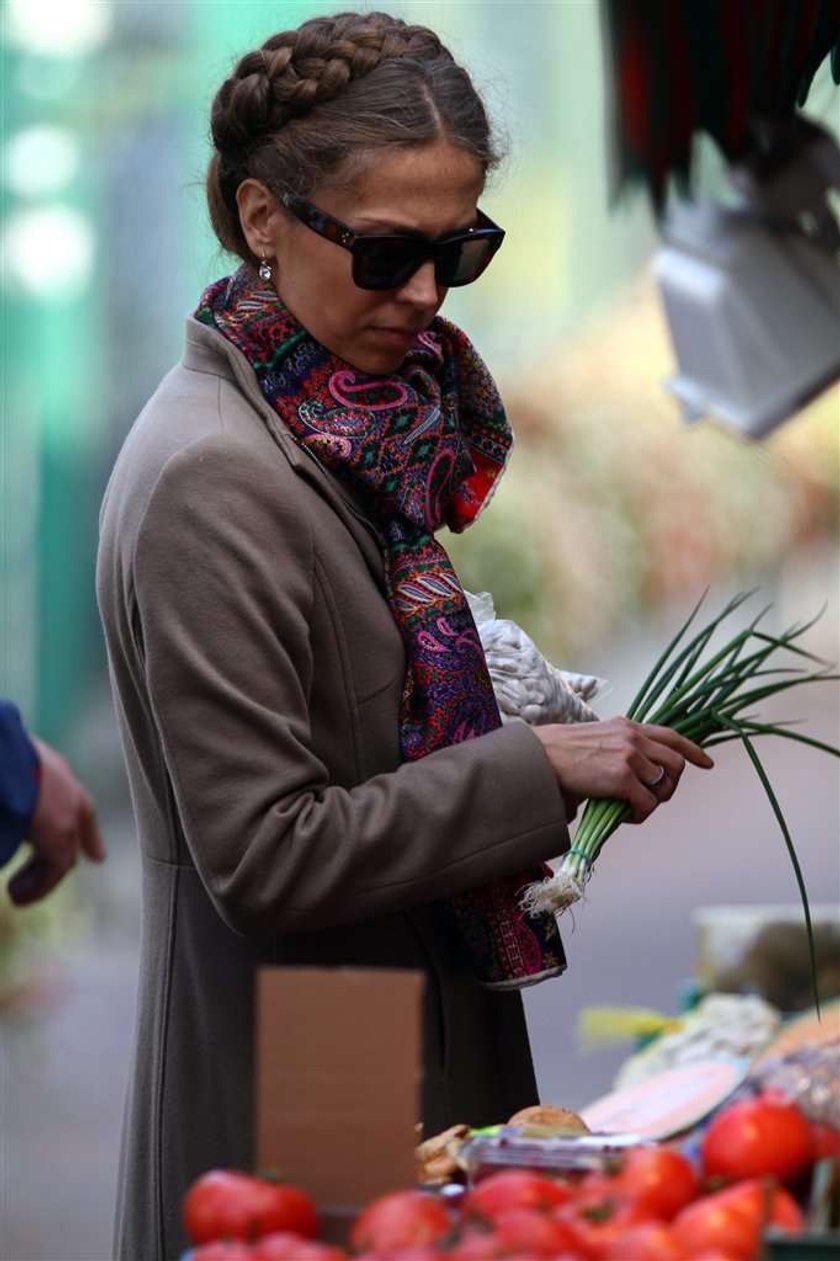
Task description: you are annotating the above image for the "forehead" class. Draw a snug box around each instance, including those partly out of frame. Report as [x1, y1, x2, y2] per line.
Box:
[316, 140, 485, 233]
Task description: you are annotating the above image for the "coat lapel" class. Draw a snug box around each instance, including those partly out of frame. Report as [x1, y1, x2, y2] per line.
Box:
[182, 317, 387, 589]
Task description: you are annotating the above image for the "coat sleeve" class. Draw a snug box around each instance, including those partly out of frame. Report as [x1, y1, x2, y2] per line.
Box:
[132, 435, 569, 939]
[0, 700, 40, 867]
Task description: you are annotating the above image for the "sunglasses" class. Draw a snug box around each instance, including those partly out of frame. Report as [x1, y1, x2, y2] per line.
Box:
[281, 193, 505, 291]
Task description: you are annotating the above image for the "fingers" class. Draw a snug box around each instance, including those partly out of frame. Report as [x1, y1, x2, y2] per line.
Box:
[532, 715, 713, 824]
[630, 726, 711, 819]
[79, 796, 106, 863]
[630, 725, 714, 816]
[9, 801, 101, 907]
[7, 853, 73, 907]
[605, 740, 672, 824]
[22, 740, 105, 904]
[634, 747, 683, 800]
[625, 780, 660, 824]
[653, 769, 677, 804]
[643, 724, 715, 769]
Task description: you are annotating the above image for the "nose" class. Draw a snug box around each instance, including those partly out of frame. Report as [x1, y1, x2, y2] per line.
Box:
[396, 260, 441, 308]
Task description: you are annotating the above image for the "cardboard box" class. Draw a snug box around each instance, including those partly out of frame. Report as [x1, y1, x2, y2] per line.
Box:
[256, 967, 424, 1239]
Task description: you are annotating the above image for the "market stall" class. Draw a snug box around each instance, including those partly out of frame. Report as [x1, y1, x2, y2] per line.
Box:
[177, 947, 840, 1261]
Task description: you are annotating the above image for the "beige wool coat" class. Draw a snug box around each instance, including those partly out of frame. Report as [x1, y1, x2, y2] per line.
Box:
[97, 316, 571, 1261]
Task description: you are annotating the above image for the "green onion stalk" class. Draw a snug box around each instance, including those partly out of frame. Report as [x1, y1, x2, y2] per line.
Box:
[521, 592, 839, 1009]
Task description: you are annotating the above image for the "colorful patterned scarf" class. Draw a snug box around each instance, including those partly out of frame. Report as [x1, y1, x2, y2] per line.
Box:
[196, 267, 565, 989]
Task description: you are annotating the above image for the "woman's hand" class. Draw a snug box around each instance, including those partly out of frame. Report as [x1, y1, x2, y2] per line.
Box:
[533, 716, 714, 823]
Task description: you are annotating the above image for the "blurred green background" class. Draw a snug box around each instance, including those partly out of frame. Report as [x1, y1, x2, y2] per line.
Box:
[0, 5, 837, 1258]
[1, 0, 837, 746]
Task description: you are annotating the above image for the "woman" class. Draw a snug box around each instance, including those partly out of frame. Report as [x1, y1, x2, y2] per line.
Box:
[97, 11, 712, 1259]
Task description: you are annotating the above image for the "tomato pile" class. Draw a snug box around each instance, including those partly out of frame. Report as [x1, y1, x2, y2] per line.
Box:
[181, 1093, 839, 1261]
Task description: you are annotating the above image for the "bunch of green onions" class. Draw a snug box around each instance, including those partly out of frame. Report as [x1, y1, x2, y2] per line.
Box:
[522, 592, 838, 1006]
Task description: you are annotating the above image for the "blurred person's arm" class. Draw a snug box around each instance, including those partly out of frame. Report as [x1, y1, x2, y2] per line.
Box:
[0, 699, 39, 865]
[0, 699, 105, 906]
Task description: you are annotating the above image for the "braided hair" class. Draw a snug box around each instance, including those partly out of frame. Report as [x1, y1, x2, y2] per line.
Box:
[206, 10, 500, 264]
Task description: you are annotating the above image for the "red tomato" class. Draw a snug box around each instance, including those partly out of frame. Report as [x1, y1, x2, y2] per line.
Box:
[673, 1193, 758, 1261]
[251, 1234, 347, 1261]
[615, 1145, 700, 1220]
[191, 1243, 256, 1261]
[349, 1189, 451, 1252]
[673, 1180, 803, 1261]
[183, 1171, 318, 1245]
[811, 1122, 840, 1161]
[445, 1230, 503, 1259]
[372, 1251, 442, 1261]
[701, 1096, 814, 1185]
[573, 1171, 622, 1210]
[488, 1255, 554, 1261]
[603, 1221, 683, 1261]
[688, 1253, 744, 1261]
[547, 1204, 602, 1259]
[554, 1199, 655, 1261]
[463, 1170, 573, 1220]
[354, 1250, 441, 1261]
[763, 1184, 806, 1233]
[493, 1206, 585, 1254]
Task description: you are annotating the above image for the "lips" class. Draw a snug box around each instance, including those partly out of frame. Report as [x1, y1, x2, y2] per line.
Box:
[372, 326, 423, 347]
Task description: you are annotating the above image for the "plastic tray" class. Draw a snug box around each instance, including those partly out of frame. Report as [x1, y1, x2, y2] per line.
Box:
[459, 1128, 647, 1181]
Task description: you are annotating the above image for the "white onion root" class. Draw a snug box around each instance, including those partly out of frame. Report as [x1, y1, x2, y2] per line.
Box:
[520, 863, 588, 915]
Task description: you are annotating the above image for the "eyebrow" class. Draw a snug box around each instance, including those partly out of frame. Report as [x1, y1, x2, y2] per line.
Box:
[350, 213, 479, 236]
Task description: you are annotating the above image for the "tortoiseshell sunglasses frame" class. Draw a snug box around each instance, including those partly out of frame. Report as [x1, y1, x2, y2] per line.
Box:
[281, 193, 505, 291]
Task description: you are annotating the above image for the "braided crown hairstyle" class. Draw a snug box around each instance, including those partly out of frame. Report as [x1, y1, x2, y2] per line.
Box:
[206, 10, 501, 265]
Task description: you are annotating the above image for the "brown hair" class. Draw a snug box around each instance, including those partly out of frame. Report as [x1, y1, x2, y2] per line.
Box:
[206, 10, 501, 264]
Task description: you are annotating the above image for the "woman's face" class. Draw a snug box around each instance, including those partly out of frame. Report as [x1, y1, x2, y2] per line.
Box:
[241, 139, 485, 374]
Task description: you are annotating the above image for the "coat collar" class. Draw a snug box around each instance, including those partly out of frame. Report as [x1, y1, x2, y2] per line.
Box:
[183, 315, 306, 469]
[182, 315, 386, 582]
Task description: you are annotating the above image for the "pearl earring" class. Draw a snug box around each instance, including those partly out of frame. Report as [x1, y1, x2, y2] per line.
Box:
[258, 257, 273, 282]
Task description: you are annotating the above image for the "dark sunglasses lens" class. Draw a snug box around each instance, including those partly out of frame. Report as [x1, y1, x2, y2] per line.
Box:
[435, 234, 501, 287]
[352, 238, 424, 290]
[351, 229, 504, 290]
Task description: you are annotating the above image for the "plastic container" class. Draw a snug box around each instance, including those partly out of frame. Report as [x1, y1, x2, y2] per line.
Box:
[458, 1128, 647, 1182]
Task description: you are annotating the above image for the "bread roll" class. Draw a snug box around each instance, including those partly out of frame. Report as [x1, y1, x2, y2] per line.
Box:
[507, 1104, 590, 1135]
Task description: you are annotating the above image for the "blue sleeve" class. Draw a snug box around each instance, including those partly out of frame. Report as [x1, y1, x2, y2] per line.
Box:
[0, 700, 40, 866]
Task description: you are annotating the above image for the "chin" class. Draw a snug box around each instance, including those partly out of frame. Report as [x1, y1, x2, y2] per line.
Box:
[346, 350, 408, 377]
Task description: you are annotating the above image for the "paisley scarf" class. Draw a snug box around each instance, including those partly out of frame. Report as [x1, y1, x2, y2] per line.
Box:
[196, 267, 565, 989]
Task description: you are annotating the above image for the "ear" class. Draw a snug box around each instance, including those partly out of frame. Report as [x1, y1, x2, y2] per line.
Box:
[235, 178, 286, 260]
